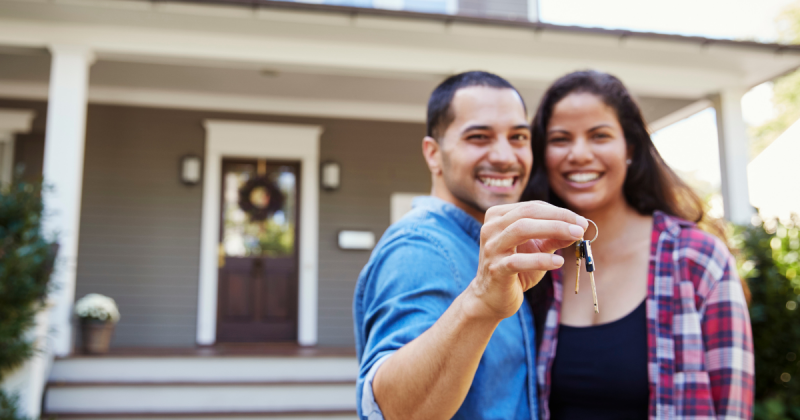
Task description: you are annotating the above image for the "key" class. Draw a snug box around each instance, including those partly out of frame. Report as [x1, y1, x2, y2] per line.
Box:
[574, 237, 583, 294]
[581, 239, 599, 314]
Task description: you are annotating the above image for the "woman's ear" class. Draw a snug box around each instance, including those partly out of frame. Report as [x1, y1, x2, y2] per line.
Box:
[422, 136, 443, 176]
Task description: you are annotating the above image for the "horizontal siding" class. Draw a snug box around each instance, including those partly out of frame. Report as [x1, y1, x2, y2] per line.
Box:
[70, 104, 429, 349]
[459, 0, 528, 20]
[75, 104, 204, 348]
[1, 99, 428, 349]
[317, 119, 429, 346]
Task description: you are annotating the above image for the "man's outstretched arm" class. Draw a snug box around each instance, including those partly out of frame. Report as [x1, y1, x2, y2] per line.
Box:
[372, 201, 587, 420]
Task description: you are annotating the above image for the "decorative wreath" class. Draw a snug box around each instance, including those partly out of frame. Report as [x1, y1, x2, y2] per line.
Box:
[237, 176, 285, 221]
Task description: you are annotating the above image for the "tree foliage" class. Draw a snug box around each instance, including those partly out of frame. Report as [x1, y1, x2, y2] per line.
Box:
[749, 1, 800, 158]
[732, 216, 800, 419]
[0, 180, 56, 420]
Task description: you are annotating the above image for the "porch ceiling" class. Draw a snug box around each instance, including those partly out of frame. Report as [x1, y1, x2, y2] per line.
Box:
[0, 0, 798, 100]
[0, 50, 694, 125]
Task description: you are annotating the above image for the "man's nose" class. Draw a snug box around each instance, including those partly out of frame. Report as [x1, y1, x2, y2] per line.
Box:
[488, 137, 516, 167]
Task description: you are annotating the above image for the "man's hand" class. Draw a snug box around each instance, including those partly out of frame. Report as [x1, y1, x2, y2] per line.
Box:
[465, 201, 588, 321]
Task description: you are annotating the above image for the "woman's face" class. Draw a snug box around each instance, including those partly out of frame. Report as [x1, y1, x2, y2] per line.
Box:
[544, 92, 630, 213]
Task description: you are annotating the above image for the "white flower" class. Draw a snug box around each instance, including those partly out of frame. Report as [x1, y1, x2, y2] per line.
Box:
[74, 293, 121, 323]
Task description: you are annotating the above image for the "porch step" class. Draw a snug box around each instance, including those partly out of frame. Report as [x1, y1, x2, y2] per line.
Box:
[44, 356, 359, 419]
[49, 356, 358, 383]
[45, 412, 356, 420]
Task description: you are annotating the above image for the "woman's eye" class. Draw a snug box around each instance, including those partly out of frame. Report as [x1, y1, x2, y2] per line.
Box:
[548, 137, 568, 143]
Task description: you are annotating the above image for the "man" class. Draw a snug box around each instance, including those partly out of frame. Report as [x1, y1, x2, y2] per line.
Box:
[353, 71, 588, 420]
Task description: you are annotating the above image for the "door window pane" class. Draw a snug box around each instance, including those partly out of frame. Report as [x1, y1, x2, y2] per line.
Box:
[222, 161, 297, 258]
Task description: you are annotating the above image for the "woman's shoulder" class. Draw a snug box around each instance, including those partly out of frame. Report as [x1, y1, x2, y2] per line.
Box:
[655, 211, 729, 258]
[654, 211, 736, 292]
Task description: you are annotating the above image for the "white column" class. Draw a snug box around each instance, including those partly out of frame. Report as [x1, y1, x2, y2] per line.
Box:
[43, 44, 95, 357]
[712, 88, 754, 225]
[0, 110, 35, 185]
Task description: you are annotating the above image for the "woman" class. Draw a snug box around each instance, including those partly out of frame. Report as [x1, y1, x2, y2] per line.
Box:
[523, 71, 754, 419]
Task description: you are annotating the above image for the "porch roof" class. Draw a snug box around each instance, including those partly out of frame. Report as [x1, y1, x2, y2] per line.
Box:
[0, 0, 798, 127]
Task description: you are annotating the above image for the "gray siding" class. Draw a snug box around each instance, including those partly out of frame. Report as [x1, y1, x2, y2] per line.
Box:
[76, 105, 206, 347]
[459, 0, 529, 21]
[0, 94, 697, 350]
[16, 102, 428, 349]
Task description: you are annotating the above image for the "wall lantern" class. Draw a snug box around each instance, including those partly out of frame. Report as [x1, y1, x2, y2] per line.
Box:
[321, 161, 340, 191]
[180, 154, 202, 186]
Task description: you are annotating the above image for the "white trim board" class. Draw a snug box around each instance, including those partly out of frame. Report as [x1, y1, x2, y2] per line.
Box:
[198, 120, 322, 346]
[0, 81, 426, 123]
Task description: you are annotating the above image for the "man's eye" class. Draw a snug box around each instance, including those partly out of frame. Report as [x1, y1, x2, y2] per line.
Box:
[467, 134, 489, 141]
[511, 134, 530, 141]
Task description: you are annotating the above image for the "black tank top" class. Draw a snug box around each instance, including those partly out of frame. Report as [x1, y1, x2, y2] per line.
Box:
[549, 299, 649, 420]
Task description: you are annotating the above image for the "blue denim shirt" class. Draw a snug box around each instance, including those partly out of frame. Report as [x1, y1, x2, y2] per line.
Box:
[353, 196, 539, 420]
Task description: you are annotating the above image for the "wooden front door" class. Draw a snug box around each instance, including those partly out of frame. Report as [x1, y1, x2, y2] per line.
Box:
[216, 158, 300, 342]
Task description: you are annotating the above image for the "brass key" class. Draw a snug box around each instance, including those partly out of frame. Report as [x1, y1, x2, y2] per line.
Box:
[574, 219, 600, 314]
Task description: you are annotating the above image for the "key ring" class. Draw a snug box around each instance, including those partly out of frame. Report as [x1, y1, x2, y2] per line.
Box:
[586, 219, 599, 243]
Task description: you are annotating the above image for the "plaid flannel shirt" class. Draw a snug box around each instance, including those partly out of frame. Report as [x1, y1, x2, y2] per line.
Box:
[536, 211, 754, 420]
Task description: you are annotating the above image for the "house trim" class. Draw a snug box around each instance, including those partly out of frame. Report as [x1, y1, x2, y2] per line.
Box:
[199, 120, 322, 346]
[0, 82, 426, 123]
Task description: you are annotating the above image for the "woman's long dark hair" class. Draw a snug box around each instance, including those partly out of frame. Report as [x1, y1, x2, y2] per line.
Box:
[524, 71, 744, 347]
[521, 70, 707, 225]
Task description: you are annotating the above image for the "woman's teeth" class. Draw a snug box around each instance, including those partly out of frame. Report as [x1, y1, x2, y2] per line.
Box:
[567, 172, 600, 183]
[480, 177, 514, 188]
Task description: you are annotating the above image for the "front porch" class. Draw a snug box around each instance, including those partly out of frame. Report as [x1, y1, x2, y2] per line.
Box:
[2, 0, 800, 417]
[45, 345, 358, 419]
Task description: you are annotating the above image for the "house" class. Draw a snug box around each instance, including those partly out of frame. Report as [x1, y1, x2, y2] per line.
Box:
[1, 0, 799, 418]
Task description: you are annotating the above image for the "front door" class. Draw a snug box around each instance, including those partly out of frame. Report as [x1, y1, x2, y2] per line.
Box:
[216, 158, 300, 342]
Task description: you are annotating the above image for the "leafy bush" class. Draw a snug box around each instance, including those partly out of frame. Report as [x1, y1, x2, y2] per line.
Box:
[0, 180, 56, 420]
[732, 215, 800, 419]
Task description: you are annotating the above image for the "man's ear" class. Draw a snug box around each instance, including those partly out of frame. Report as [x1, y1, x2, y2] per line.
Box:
[422, 136, 443, 176]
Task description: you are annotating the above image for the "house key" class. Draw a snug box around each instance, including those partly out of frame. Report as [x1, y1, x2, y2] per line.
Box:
[574, 219, 600, 314]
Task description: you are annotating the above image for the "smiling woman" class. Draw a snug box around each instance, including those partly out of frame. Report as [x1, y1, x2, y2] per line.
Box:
[523, 70, 754, 420]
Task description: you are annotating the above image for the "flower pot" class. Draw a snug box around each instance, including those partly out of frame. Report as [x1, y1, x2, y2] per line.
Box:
[80, 319, 115, 354]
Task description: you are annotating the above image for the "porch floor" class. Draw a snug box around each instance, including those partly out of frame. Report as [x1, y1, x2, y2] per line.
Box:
[61, 344, 356, 359]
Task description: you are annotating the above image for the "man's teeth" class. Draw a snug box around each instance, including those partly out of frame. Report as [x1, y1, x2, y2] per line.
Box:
[567, 172, 600, 183]
[480, 177, 514, 188]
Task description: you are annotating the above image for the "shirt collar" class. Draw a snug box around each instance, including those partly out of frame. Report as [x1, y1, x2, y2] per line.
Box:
[653, 210, 693, 239]
[412, 196, 482, 243]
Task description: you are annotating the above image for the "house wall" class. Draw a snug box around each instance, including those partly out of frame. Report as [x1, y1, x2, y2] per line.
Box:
[0, 100, 48, 183]
[458, 0, 529, 20]
[2, 98, 429, 348]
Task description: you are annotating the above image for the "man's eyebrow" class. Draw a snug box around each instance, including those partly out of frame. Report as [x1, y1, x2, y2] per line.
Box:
[461, 125, 492, 133]
[462, 124, 531, 133]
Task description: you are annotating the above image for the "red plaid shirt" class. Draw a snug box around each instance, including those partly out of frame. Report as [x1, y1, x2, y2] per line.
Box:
[536, 211, 754, 419]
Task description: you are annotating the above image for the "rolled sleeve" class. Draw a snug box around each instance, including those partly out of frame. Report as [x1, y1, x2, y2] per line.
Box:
[360, 352, 394, 420]
[355, 233, 462, 419]
[702, 256, 754, 419]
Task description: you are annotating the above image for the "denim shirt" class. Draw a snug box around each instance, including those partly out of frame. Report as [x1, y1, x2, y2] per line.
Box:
[353, 196, 539, 420]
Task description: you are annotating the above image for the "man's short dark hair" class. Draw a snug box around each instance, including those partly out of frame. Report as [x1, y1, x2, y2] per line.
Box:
[426, 71, 526, 140]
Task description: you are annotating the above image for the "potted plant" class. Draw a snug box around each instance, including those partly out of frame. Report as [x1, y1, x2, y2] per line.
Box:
[74, 293, 120, 354]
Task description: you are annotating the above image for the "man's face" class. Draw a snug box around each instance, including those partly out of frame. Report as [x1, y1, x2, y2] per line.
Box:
[432, 86, 532, 216]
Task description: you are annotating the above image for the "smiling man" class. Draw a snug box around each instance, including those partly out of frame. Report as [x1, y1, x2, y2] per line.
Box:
[353, 71, 588, 420]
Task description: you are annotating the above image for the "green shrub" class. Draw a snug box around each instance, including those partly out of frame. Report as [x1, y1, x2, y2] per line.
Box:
[0, 180, 56, 420]
[732, 215, 800, 419]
